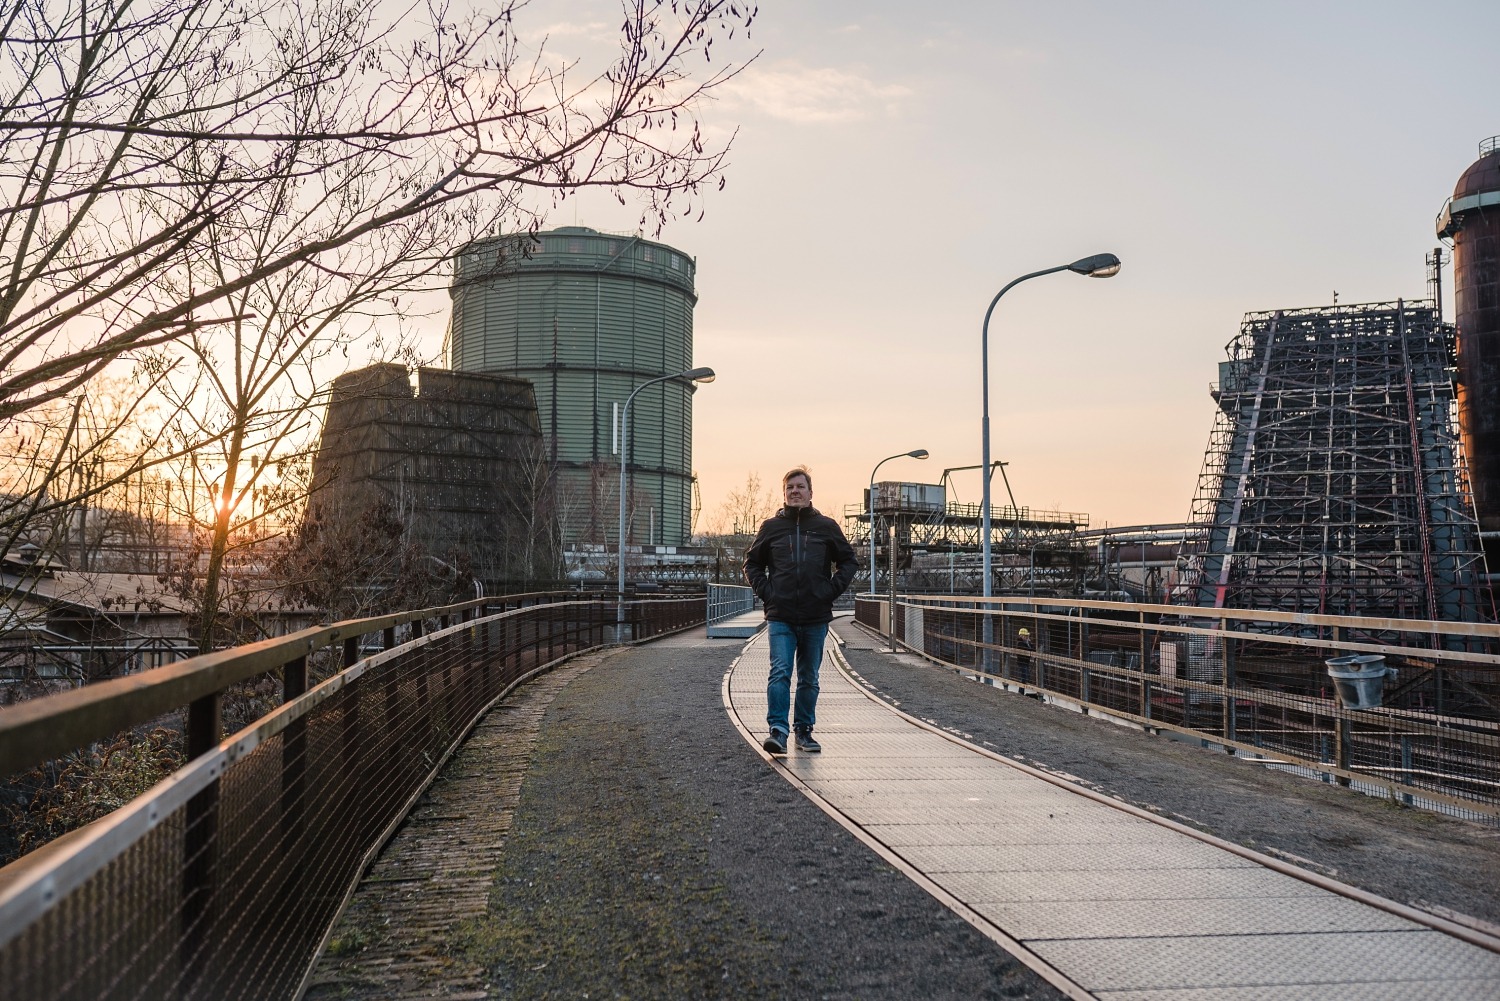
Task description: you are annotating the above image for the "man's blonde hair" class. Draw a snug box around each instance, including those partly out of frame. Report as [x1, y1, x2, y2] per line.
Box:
[782, 466, 812, 491]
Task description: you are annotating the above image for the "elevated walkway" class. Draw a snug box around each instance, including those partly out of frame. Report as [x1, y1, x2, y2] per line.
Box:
[705, 610, 762, 638]
[705, 582, 762, 638]
[724, 627, 1500, 999]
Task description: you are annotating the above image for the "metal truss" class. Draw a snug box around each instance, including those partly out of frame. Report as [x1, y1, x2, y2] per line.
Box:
[844, 500, 1090, 594]
[1184, 300, 1489, 627]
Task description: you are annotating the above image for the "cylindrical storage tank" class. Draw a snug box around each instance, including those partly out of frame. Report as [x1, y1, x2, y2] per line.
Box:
[449, 227, 700, 547]
[1440, 139, 1500, 537]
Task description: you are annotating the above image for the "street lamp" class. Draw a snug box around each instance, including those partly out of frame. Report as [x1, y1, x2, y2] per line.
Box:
[617, 365, 716, 636]
[867, 449, 929, 594]
[979, 253, 1119, 664]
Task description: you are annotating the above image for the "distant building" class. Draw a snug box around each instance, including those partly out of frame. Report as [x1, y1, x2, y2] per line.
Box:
[308, 364, 555, 583]
[447, 227, 703, 547]
[0, 547, 314, 697]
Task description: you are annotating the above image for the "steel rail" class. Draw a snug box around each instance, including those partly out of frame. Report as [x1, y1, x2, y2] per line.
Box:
[854, 606, 1500, 821]
[0, 591, 581, 777]
[912, 592, 1500, 639]
[901, 594, 1500, 666]
[0, 595, 706, 999]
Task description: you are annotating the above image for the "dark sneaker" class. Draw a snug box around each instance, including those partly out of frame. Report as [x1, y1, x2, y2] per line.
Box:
[794, 728, 821, 753]
[762, 729, 787, 754]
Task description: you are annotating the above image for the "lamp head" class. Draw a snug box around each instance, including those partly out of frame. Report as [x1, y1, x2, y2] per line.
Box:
[908, 449, 930, 459]
[683, 366, 716, 383]
[1067, 253, 1121, 278]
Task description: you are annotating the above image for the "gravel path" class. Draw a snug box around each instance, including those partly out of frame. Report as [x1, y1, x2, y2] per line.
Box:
[457, 629, 1060, 1000]
[305, 652, 609, 999]
[832, 618, 1500, 931]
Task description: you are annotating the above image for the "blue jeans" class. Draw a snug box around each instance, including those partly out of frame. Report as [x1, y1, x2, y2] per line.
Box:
[766, 621, 828, 735]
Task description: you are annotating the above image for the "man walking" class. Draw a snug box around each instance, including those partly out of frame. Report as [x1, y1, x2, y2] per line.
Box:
[743, 467, 858, 754]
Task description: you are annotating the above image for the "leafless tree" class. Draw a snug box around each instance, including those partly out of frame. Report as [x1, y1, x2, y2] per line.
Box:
[1, 0, 753, 418]
[501, 433, 562, 583]
[709, 470, 779, 536]
[0, 0, 756, 636]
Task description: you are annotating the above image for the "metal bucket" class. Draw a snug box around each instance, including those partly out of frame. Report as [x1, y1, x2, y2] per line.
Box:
[1325, 654, 1395, 709]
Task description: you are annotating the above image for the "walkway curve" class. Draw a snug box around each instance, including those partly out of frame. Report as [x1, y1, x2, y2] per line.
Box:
[305, 648, 619, 999]
[723, 627, 1500, 1000]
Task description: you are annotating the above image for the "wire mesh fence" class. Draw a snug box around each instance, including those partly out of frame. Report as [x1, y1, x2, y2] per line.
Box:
[0, 594, 702, 1000]
[856, 595, 1500, 824]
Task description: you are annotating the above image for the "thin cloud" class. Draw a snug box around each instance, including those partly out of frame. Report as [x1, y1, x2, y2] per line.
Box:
[539, 20, 609, 36]
[723, 63, 911, 124]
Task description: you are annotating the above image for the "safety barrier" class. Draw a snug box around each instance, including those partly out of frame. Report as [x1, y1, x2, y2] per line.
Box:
[0, 592, 702, 1000]
[706, 583, 755, 624]
[856, 594, 1500, 823]
[706, 584, 758, 638]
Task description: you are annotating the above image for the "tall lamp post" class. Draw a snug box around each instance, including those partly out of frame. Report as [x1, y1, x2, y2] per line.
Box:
[980, 253, 1119, 664]
[617, 365, 716, 636]
[867, 449, 929, 594]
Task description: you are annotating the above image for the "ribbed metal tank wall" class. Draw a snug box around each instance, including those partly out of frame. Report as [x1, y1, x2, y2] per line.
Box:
[448, 227, 699, 546]
[1440, 139, 1500, 540]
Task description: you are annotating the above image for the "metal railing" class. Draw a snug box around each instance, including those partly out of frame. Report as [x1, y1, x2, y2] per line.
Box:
[706, 584, 758, 638]
[0, 592, 703, 1000]
[706, 583, 755, 624]
[856, 594, 1500, 823]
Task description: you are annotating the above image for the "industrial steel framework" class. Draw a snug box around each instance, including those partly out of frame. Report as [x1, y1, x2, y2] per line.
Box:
[844, 498, 1089, 594]
[1185, 300, 1489, 626]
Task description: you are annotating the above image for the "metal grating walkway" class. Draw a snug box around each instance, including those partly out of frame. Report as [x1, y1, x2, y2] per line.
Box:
[722, 629, 1500, 1000]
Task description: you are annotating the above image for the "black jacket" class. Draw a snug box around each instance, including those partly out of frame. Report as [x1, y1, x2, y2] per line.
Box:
[742, 505, 858, 625]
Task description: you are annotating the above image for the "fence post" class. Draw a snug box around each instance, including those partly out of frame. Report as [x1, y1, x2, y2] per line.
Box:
[1336, 713, 1352, 787]
[182, 690, 222, 989]
[888, 525, 898, 654]
[1400, 734, 1414, 806]
[1035, 617, 1046, 691]
[282, 654, 310, 828]
[1223, 617, 1236, 745]
[1138, 611, 1149, 716]
[481, 613, 492, 692]
[280, 652, 311, 938]
[548, 604, 557, 661]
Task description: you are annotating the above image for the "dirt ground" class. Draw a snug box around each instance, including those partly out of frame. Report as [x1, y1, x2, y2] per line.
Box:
[832, 618, 1500, 931]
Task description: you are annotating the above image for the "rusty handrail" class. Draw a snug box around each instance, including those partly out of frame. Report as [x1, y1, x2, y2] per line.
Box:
[0, 591, 587, 777]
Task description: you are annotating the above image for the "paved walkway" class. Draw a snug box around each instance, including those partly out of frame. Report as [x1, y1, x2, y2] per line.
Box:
[724, 627, 1500, 999]
[706, 609, 762, 638]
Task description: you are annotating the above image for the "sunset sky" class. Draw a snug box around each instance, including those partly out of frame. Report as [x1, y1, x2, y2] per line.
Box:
[422, 1, 1500, 532]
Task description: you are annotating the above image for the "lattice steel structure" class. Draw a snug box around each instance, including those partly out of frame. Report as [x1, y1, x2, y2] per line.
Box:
[1185, 300, 1489, 625]
[843, 495, 1090, 594]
